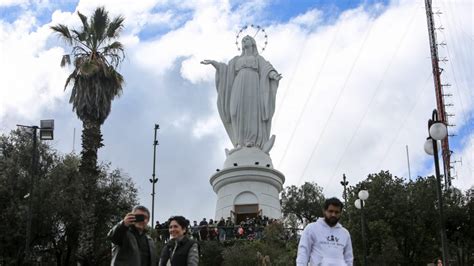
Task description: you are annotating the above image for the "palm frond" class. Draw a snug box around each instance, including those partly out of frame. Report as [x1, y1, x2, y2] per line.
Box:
[60, 54, 71, 67]
[77, 11, 89, 33]
[71, 29, 88, 44]
[104, 41, 123, 51]
[91, 7, 109, 46]
[102, 41, 124, 66]
[50, 24, 73, 45]
[72, 46, 90, 57]
[106, 15, 125, 38]
[64, 70, 76, 90]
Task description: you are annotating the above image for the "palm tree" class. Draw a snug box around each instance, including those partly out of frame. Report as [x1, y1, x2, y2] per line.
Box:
[51, 7, 125, 177]
[51, 7, 125, 264]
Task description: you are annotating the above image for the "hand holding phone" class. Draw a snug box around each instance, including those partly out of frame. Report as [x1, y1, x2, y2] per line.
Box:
[123, 213, 135, 227]
[134, 214, 145, 222]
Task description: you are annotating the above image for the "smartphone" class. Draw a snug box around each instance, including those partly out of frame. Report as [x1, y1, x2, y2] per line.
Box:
[135, 214, 145, 222]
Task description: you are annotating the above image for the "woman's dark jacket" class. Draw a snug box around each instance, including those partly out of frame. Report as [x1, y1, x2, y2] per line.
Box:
[159, 236, 199, 266]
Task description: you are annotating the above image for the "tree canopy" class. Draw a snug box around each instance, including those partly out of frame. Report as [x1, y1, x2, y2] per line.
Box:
[0, 129, 138, 265]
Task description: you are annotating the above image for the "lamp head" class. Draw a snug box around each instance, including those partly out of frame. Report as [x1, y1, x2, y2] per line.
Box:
[358, 190, 369, 201]
[424, 138, 435, 155]
[39, 119, 54, 140]
[354, 199, 362, 209]
[429, 121, 448, 140]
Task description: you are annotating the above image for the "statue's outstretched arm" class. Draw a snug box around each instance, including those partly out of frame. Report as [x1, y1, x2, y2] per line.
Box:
[201, 59, 219, 69]
[269, 70, 282, 81]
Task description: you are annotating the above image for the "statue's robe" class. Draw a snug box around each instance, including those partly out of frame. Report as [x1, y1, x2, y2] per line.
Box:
[214, 55, 279, 150]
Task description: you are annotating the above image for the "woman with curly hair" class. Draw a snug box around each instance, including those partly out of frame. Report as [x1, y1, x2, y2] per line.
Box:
[159, 216, 199, 266]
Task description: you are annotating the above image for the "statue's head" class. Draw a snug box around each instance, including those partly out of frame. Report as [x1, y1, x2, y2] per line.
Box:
[241, 35, 258, 56]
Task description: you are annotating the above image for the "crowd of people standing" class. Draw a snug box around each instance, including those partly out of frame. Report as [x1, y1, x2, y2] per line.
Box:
[154, 215, 279, 242]
[107, 197, 355, 265]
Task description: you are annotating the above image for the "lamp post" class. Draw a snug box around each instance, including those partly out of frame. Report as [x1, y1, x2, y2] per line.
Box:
[423, 109, 449, 265]
[355, 189, 369, 266]
[340, 174, 349, 206]
[17, 119, 54, 260]
[149, 124, 159, 228]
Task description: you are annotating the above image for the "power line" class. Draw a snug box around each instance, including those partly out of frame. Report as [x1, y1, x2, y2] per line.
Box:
[374, 71, 433, 171]
[438, 0, 474, 184]
[273, 32, 312, 124]
[295, 12, 378, 186]
[323, 6, 421, 182]
[273, 0, 353, 126]
[276, 16, 346, 167]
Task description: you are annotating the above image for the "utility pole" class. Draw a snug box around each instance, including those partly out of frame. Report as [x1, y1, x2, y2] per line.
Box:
[340, 174, 349, 205]
[360, 199, 368, 266]
[406, 145, 412, 180]
[25, 126, 38, 260]
[17, 120, 54, 261]
[149, 124, 159, 228]
[424, 0, 452, 186]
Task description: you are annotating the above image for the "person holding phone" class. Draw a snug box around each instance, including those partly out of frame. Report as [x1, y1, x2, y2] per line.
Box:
[108, 205, 158, 265]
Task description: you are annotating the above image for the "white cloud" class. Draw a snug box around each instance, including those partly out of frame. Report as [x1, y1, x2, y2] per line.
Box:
[0, 12, 68, 125]
[192, 98, 220, 139]
[0, 0, 28, 7]
[289, 9, 323, 27]
[452, 133, 474, 190]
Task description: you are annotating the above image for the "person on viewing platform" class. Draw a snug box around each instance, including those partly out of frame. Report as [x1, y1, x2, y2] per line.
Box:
[225, 217, 234, 240]
[208, 219, 217, 240]
[191, 221, 200, 241]
[296, 197, 353, 266]
[217, 217, 226, 241]
[199, 218, 208, 241]
[108, 205, 157, 266]
[159, 216, 199, 266]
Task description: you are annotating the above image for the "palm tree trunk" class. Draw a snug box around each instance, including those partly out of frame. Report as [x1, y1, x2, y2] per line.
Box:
[79, 119, 103, 176]
[77, 118, 102, 265]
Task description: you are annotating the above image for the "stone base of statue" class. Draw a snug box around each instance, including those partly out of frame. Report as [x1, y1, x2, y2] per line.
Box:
[210, 147, 285, 221]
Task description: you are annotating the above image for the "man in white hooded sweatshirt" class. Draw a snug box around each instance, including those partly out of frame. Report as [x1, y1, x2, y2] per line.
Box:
[296, 197, 353, 266]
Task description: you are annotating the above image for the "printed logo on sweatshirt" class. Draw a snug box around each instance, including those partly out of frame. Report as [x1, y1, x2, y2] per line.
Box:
[326, 235, 339, 242]
[320, 234, 345, 248]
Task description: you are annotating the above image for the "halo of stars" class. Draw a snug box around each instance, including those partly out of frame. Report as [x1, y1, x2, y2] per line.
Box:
[235, 24, 268, 53]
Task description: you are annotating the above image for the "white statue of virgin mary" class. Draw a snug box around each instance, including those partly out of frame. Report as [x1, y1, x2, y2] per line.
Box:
[201, 35, 282, 154]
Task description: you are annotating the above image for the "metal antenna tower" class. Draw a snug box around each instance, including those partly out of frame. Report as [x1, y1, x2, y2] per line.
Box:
[424, 0, 452, 186]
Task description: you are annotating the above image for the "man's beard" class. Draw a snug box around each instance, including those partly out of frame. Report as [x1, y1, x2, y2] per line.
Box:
[324, 216, 339, 227]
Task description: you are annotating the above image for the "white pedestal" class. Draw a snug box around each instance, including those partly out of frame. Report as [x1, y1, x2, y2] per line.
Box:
[210, 147, 285, 220]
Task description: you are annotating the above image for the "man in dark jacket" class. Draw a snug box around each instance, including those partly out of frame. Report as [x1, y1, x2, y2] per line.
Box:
[108, 205, 157, 266]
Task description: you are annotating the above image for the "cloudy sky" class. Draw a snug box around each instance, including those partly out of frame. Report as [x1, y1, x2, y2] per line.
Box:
[1, 0, 472, 223]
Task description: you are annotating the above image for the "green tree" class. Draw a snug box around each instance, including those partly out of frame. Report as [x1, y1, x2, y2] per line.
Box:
[345, 171, 438, 265]
[218, 223, 297, 266]
[345, 171, 474, 265]
[51, 7, 126, 264]
[280, 182, 325, 225]
[463, 188, 474, 264]
[0, 129, 137, 265]
[444, 187, 474, 265]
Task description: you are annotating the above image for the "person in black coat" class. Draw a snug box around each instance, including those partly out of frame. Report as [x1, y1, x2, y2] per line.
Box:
[159, 216, 199, 266]
[108, 205, 157, 266]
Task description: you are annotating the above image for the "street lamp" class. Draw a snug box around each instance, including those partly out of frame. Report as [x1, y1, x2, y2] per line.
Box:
[340, 174, 349, 205]
[355, 189, 369, 266]
[17, 119, 54, 260]
[424, 109, 449, 265]
[149, 124, 159, 228]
